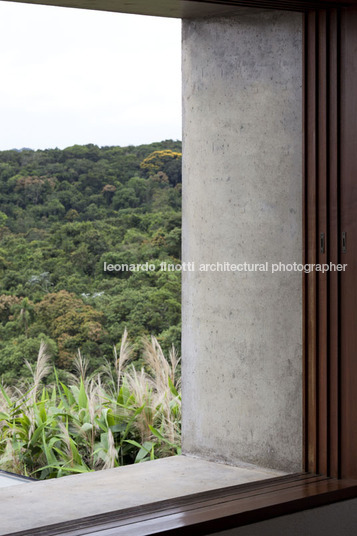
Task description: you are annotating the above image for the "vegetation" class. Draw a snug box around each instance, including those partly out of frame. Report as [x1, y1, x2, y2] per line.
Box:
[0, 141, 182, 383]
[0, 140, 182, 478]
[0, 331, 181, 479]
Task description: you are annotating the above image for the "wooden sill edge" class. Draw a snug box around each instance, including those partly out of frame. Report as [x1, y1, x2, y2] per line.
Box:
[4, 473, 357, 536]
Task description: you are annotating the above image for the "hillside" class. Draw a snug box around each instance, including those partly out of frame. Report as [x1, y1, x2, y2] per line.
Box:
[0, 140, 182, 383]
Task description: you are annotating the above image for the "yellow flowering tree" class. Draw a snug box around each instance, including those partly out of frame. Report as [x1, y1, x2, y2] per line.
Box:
[140, 150, 182, 186]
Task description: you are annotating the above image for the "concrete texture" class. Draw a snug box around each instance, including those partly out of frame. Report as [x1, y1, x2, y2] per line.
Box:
[215, 498, 357, 536]
[182, 10, 303, 472]
[0, 455, 282, 534]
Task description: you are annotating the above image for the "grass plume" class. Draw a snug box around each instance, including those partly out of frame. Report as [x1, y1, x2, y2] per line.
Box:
[0, 332, 181, 479]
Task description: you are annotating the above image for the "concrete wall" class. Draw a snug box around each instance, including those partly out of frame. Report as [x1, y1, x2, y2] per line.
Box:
[182, 9, 303, 472]
[214, 499, 357, 536]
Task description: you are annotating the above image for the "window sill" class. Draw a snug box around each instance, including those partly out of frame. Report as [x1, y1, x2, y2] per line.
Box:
[0, 456, 281, 535]
[1, 456, 356, 536]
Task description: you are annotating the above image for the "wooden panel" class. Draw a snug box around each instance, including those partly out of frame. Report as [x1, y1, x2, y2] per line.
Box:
[328, 8, 341, 479]
[304, 9, 318, 474]
[4, 474, 357, 536]
[317, 9, 329, 476]
[304, 8, 340, 477]
[4, 0, 357, 20]
[304, 6, 357, 480]
[340, 7, 357, 480]
[185, 0, 357, 12]
[190, 0, 356, 10]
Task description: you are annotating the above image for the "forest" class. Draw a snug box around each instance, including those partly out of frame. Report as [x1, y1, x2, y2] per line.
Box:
[0, 140, 182, 384]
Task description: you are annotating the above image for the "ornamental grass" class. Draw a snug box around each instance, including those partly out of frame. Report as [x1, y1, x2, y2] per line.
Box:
[0, 329, 181, 479]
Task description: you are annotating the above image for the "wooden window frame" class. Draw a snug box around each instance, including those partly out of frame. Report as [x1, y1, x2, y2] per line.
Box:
[303, 5, 357, 481]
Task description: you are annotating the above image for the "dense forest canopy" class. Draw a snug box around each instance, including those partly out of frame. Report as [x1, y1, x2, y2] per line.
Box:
[0, 140, 182, 383]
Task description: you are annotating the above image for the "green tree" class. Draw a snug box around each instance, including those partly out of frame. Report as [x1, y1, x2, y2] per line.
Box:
[11, 297, 35, 338]
[140, 150, 182, 186]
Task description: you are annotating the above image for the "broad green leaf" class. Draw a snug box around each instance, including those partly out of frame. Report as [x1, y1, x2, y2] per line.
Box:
[42, 431, 57, 465]
[78, 379, 88, 410]
[80, 422, 93, 433]
[29, 423, 46, 447]
[149, 425, 177, 448]
[0, 385, 12, 407]
[134, 441, 155, 463]
[110, 423, 126, 433]
[124, 439, 142, 450]
[149, 425, 165, 441]
[69, 438, 82, 465]
[168, 376, 179, 397]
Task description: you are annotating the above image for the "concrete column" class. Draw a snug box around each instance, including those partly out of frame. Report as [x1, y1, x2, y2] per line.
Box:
[182, 9, 303, 472]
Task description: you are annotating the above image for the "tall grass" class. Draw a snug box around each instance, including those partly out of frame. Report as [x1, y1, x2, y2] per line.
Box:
[0, 331, 181, 479]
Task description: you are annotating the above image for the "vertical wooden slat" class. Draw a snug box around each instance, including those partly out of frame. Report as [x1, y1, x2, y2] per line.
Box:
[328, 7, 340, 479]
[302, 12, 308, 474]
[317, 9, 329, 476]
[304, 5, 357, 480]
[305, 9, 318, 474]
[339, 7, 357, 480]
[304, 8, 341, 477]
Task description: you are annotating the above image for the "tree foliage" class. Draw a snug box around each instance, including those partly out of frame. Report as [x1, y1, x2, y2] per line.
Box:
[0, 141, 182, 382]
